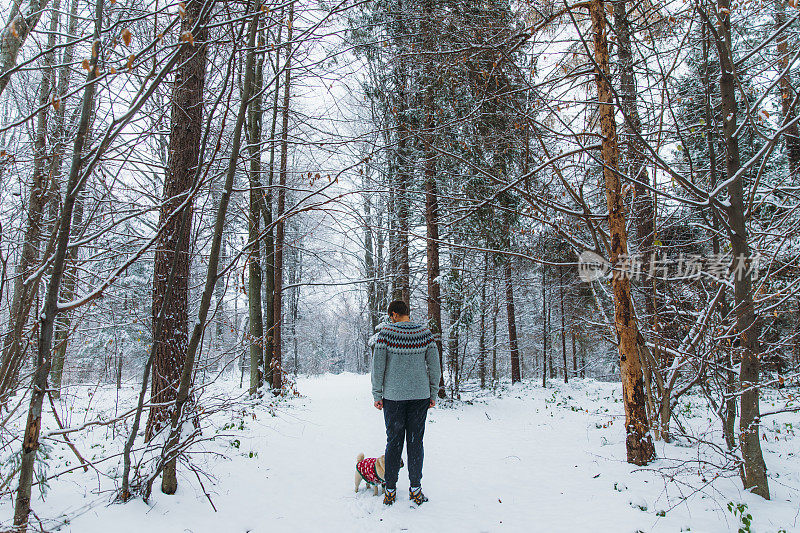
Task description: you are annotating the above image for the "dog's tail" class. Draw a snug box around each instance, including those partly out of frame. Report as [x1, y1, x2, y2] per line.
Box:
[356, 452, 364, 463]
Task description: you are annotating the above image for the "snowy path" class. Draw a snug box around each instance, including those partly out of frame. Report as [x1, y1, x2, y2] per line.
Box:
[17, 373, 800, 532]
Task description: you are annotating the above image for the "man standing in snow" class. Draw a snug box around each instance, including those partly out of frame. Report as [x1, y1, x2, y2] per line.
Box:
[371, 300, 441, 506]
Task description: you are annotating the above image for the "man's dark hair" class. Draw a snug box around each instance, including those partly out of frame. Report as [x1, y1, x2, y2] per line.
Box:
[387, 300, 409, 317]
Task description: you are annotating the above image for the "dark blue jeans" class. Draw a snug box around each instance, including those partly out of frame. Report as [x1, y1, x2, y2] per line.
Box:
[383, 398, 429, 490]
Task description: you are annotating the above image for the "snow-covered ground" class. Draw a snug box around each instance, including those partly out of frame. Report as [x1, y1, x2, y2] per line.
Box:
[2, 373, 798, 532]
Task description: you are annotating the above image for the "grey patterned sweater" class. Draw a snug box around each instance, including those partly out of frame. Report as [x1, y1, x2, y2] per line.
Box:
[371, 321, 441, 402]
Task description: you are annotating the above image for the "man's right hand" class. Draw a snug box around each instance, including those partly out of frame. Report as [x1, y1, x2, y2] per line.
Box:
[374, 400, 383, 410]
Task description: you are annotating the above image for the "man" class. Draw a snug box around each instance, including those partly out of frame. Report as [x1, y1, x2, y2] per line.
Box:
[371, 300, 441, 506]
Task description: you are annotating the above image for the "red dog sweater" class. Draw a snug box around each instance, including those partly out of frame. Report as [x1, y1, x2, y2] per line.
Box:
[356, 457, 383, 485]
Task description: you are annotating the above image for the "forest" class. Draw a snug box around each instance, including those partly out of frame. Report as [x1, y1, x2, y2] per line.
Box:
[0, 0, 798, 530]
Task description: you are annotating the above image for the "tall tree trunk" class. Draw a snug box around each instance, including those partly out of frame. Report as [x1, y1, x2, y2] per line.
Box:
[0, 0, 63, 404]
[571, 326, 577, 377]
[13, 1, 101, 525]
[542, 265, 547, 387]
[147, 0, 209, 439]
[560, 266, 568, 383]
[478, 252, 488, 389]
[161, 9, 259, 495]
[272, 1, 294, 394]
[247, 19, 265, 396]
[505, 262, 521, 383]
[492, 279, 498, 385]
[447, 253, 462, 397]
[287, 226, 301, 374]
[613, 0, 654, 272]
[420, 0, 445, 398]
[394, 157, 410, 304]
[712, 0, 769, 498]
[45, 0, 79, 397]
[701, 16, 737, 462]
[591, 0, 655, 465]
[262, 15, 282, 387]
[363, 173, 378, 373]
[391, 0, 410, 304]
[614, 0, 664, 439]
[548, 301, 554, 379]
[50, 0, 84, 393]
[364, 176, 378, 346]
[375, 198, 387, 316]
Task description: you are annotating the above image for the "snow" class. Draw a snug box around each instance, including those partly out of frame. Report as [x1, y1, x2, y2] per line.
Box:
[2, 373, 798, 532]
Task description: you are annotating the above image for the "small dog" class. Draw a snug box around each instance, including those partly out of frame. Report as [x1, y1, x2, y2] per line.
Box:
[354, 453, 404, 495]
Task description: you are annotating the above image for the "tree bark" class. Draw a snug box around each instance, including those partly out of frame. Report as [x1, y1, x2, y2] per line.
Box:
[0, 0, 63, 404]
[46, 0, 79, 398]
[447, 253, 462, 397]
[571, 326, 577, 377]
[0, 0, 51, 97]
[560, 265, 568, 383]
[614, 0, 667, 440]
[13, 0, 100, 525]
[712, 0, 770, 498]
[591, 0, 655, 466]
[420, 0, 445, 399]
[542, 264, 547, 387]
[701, 16, 737, 460]
[478, 252, 488, 389]
[272, 0, 294, 394]
[261, 14, 282, 387]
[391, 0, 410, 304]
[161, 8, 259, 494]
[247, 16, 265, 396]
[364, 175, 378, 349]
[505, 262, 521, 383]
[492, 280, 498, 386]
[776, 0, 799, 177]
[146, 0, 209, 440]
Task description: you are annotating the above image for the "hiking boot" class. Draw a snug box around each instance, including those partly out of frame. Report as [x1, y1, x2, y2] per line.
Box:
[409, 487, 428, 505]
[383, 488, 396, 506]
